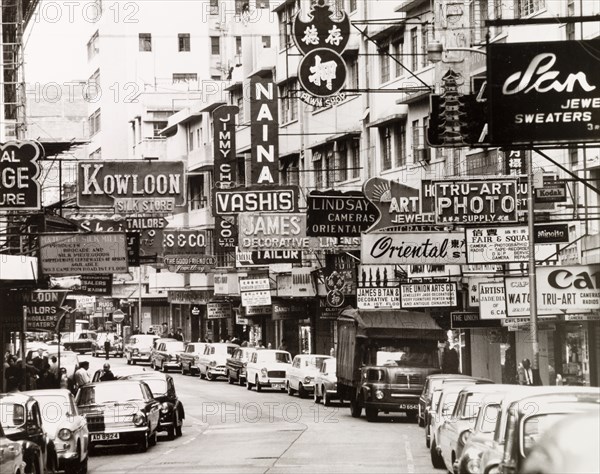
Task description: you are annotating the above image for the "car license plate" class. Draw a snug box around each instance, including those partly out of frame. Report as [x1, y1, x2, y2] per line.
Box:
[398, 404, 418, 410]
[272, 384, 283, 390]
[91, 433, 120, 441]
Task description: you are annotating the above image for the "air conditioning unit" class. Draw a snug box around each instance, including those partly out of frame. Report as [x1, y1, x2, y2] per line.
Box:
[415, 147, 431, 163]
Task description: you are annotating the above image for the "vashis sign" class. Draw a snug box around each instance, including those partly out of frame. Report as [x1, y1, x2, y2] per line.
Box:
[77, 161, 185, 211]
[488, 40, 600, 145]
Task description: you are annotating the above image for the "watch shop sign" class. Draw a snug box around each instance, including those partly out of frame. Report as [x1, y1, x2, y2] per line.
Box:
[487, 39, 600, 145]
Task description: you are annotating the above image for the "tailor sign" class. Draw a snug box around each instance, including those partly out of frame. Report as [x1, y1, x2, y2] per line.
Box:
[0, 140, 43, 210]
[213, 186, 299, 215]
[77, 160, 185, 211]
[24, 290, 68, 331]
[487, 39, 600, 145]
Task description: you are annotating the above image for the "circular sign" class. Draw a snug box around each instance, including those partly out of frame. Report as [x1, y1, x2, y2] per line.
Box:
[298, 48, 347, 98]
[326, 289, 345, 308]
[112, 309, 125, 323]
[190, 305, 201, 317]
[325, 271, 346, 291]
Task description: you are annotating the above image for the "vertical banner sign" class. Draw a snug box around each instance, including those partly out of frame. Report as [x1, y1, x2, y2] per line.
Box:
[213, 105, 240, 254]
[0, 140, 43, 210]
[250, 74, 279, 185]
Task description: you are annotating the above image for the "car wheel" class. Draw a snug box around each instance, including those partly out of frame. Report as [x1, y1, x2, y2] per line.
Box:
[350, 395, 363, 418]
[227, 371, 234, 384]
[298, 383, 308, 399]
[365, 406, 378, 422]
[138, 433, 149, 453]
[127, 356, 131, 365]
[418, 415, 425, 428]
[430, 440, 445, 469]
[255, 376, 262, 392]
[287, 382, 295, 396]
[149, 431, 157, 446]
[175, 412, 183, 437]
[323, 389, 331, 407]
[426, 425, 431, 448]
[78, 456, 88, 474]
[314, 387, 321, 404]
[239, 376, 246, 387]
[24, 458, 40, 474]
[206, 370, 214, 381]
[131, 359, 136, 365]
[246, 377, 253, 390]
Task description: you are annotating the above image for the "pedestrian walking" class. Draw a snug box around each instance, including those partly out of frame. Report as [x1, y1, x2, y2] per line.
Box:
[517, 358, 537, 385]
[104, 337, 112, 360]
[74, 361, 91, 391]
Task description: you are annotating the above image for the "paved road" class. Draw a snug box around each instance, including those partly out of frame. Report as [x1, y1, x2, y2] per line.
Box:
[84, 355, 438, 473]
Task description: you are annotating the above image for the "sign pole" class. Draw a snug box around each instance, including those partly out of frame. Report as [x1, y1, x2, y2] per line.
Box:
[527, 150, 540, 377]
[21, 306, 27, 390]
[138, 268, 143, 332]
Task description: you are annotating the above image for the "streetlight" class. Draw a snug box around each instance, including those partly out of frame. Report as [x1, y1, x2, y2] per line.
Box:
[426, 40, 487, 63]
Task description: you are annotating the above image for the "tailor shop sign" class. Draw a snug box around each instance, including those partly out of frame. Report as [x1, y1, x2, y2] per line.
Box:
[77, 160, 185, 211]
[24, 290, 68, 331]
[487, 39, 600, 145]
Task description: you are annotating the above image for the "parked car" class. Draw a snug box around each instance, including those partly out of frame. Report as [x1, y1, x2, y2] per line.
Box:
[419, 374, 492, 428]
[149, 338, 178, 368]
[522, 410, 600, 474]
[124, 334, 159, 365]
[126, 373, 185, 440]
[0, 420, 26, 474]
[479, 386, 600, 474]
[151, 341, 186, 372]
[61, 331, 98, 354]
[314, 357, 340, 406]
[76, 380, 160, 453]
[437, 384, 511, 474]
[197, 343, 239, 381]
[226, 347, 257, 385]
[24, 389, 89, 474]
[496, 392, 600, 474]
[179, 342, 207, 376]
[286, 354, 332, 398]
[0, 393, 55, 474]
[91, 333, 123, 358]
[91, 365, 149, 382]
[246, 349, 292, 392]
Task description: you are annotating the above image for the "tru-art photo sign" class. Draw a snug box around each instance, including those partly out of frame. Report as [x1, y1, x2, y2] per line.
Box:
[0, 140, 43, 211]
[487, 39, 600, 145]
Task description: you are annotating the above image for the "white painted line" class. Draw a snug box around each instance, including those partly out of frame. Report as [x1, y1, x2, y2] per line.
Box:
[404, 434, 415, 474]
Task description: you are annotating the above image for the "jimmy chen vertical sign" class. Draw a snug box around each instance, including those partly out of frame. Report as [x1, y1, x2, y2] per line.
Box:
[250, 74, 279, 185]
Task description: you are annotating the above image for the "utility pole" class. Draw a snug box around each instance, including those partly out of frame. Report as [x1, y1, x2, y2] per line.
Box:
[526, 152, 540, 376]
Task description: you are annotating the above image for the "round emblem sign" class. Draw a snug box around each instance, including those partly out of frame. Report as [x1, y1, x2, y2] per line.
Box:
[326, 289, 345, 308]
[190, 305, 201, 316]
[298, 48, 347, 98]
[112, 309, 125, 323]
[325, 271, 346, 291]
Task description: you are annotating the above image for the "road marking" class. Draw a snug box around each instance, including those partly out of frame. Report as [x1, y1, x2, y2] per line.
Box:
[403, 434, 415, 474]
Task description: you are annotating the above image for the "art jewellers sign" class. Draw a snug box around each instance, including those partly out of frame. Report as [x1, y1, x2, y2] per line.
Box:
[77, 160, 186, 211]
[434, 179, 518, 224]
[213, 185, 299, 215]
[0, 140, 43, 210]
[487, 39, 600, 145]
[361, 232, 467, 265]
[306, 190, 377, 237]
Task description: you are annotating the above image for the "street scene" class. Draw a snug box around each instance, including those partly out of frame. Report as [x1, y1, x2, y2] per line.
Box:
[1, 0, 600, 473]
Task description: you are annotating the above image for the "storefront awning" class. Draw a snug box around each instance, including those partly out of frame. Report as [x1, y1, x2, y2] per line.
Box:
[339, 307, 443, 331]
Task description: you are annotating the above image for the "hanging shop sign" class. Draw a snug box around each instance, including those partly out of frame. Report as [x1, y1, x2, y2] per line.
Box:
[70, 274, 113, 296]
[0, 140, 43, 211]
[190, 305, 201, 317]
[534, 223, 570, 244]
[466, 276, 503, 308]
[502, 149, 528, 176]
[407, 264, 461, 279]
[238, 213, 307, 251]
[167, 290, 212, 305]
[214, 215, 238, 252]
[77, 160, 186, 211]
[239, 276, 270, 292]
[363, 177, 437, 232]
[291, 267, 316, 297]
[213, 105, 239, 188]
[214, 273, 229, 295]
[163, 255, 216, 273]
[399, 283, 458, 308]
[361, 232, 467, 265]
[126, 232, 140, 267]
[241, 290, 271, 307]
[325, 253, 356, 296]
[243, 305, 271, 317]
[451, 312, 502, 329]
[236, 248, 302, 266]
[534, 183, 567, 203]
[213, 185, 299, 214]
[24, 290, 68, 331]
[357, 287, 401, 310]
[292, 1, 350, 102]
[465, 226, 558, 264]
[504, 276, 531, 317]
[250, 74, 279, 185]
[433, 179, 518, 224]
[462, 264, 503, 274]
[39, 232, 128, 275]
[162, 230, 207, 254]
[306, 190, 377, 237]
[487, 39, 600, 145]
[271, 300, 308, 321]
[207, 302, 232, 320]
[479, 281, 506, 319]
[276, 274, 293, 297]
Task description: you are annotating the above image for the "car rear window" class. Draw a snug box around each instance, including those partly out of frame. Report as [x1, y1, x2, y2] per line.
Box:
[78, 383, 145, 405]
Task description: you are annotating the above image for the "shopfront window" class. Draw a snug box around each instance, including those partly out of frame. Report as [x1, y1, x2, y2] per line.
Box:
[560, 324, 590, 386]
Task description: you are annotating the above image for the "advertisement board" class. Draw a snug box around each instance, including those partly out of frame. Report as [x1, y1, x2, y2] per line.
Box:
[250, 74, 279, 185]
[479, 282, 506, 319]
[451, 312, 502, 329]
[535, 183, 567, 203]
[213, 186, 299, 215]
[239, 276, 270, 292]
[361, 232, 467, 265]
[358, 265, 400, 287]
[163, 230, 207, 254]
[487, 40, 600, 145]
[235, 248, 301, 266]
[291, 267, 317, 297]
[207, 302, 232, 320]
[39, 233, 128, 275]
[306, 190, 377, 236]
[0, 140, 43, 211]
[238, 213, 308, 251]
[24, 290, 69, 331]
[434, 179, 518, 224]
[241, 290, 272, 307]
[271, 300, 308, 321]
[72, 274, 113, 296]
[163, 255, 216, 273]
[400, 283, 457, 308]
[357, 287, 401, 309]
[534, 224, 570, 244]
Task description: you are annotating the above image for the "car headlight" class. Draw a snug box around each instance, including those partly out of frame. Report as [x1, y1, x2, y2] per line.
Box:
[160, 402, 170, 413]
[466, 456, 480, 474]
[209, 360, 217, 367]
[194, 356, 200, 363]
[260, 368, 268, 376]
[58, 428, 72, 441]
[132, 348, 139, 354]
[375, 390, 384, 400]
[304, 376, 313, 384]
[459, 430, 471, 446]
[132, 412, 146, 426]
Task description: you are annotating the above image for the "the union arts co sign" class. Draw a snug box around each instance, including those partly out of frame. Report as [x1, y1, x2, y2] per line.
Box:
[487, 39, 600, 145]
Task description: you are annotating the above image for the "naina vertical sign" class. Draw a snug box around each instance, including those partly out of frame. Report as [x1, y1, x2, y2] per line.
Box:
[250, 74, 279, 185]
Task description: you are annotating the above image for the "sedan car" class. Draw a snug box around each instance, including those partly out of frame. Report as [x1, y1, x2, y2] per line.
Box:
[61, 331, 98, 354]
[179, 342, 207, 376]
[91, 333, 123, 358]
[24, 389, 89, 474]
[246, 349, 292, 392]
[226, 347, 257, 385]
[76, 380, 160, 453]
[198, 343, 239, 381]
[0, 393, 54, 474]
[149, 338, 178, 368]
[91, 365, 149, 382]
[151, 341, 187, 372]
[314, 357, 340, 406]
[0, 421, 25, 474]
[126, 373, 185, 440]
[286, 354, 332, 398]
[124, 334, 159, 365]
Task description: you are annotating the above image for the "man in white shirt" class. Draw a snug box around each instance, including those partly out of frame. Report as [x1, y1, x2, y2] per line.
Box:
[74, 360, 91, 388]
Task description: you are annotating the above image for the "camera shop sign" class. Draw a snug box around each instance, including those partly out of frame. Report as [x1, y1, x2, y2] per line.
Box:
[400, 283, 458, 308]
[307, 190, 377, 237]
[77, 160, 185, 211]
[487, 39, 600, 145]
[434, 179, 518, 224]
[0, 140, 43, 210]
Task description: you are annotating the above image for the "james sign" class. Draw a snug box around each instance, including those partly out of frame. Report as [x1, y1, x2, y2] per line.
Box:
[0, 140, 43, 210]
[487, 40, 600, 145]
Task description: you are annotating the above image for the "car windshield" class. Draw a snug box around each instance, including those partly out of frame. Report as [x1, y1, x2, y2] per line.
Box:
[186, 344, 199, 353]
[431, 390, 443, 411]
[372, 340, 439, 368]
[439, 391, 461, 417]
[136, 379, 168, 396]
[32, 394, 72, 431]
[305, 357, 329, 370]
[131, 336, 154, 346]
[0, 402, 26, 428]
[480, 404, 501, 433]
[462, 393, 486, 419]
[78, 383, 144, 405]
[260, 352, 291, 364]
[522, 413, 570, 456]
[164, 342, 185, 352]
